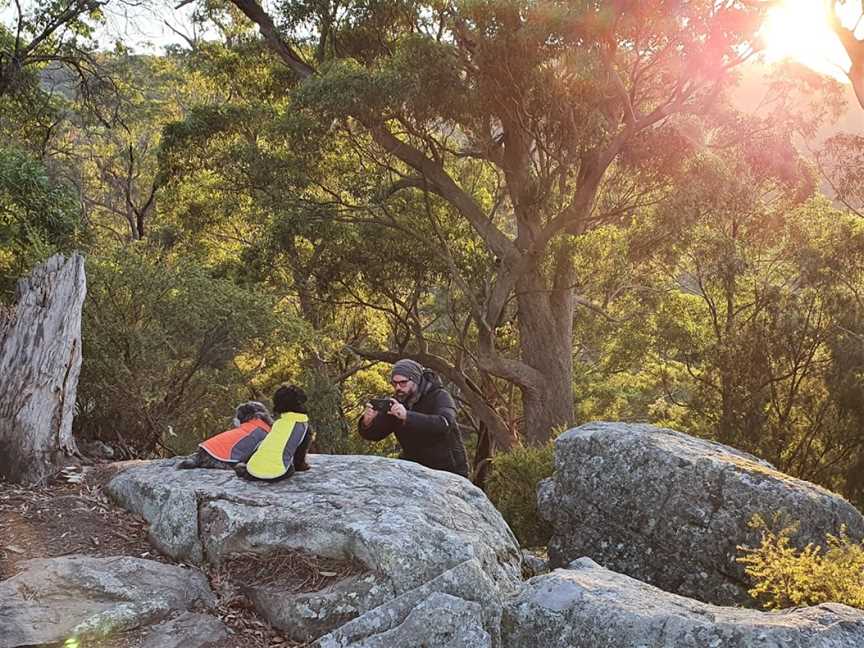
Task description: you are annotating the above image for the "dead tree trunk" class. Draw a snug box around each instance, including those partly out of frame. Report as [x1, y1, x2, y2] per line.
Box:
[0, 254, 86, 484]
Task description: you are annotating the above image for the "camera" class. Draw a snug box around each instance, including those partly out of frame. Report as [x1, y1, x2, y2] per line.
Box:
[370, 397, 393, 413]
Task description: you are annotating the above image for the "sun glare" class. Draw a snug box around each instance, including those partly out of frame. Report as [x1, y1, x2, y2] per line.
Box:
[760, 0, 858, 80]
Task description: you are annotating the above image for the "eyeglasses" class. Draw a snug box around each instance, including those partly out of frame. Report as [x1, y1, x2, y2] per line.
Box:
[391, 378, 411, 387]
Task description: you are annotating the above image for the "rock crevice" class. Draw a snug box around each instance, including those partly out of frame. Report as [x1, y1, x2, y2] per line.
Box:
[106, 454, 522, 642]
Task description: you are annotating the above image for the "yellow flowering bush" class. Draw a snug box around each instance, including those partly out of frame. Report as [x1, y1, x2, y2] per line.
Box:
[738, 514, 864, 609]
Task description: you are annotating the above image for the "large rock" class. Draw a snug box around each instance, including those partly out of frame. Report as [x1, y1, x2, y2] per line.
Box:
[313, 559, 500, 648]
[248, 572, 392, 643]
[106, 455, 521, 640]
[0, 555, 215, 648]
[502, 558, 864, 648]
[538, 422, 864, 606]
[320, 592, 490, 648]
[141, 612, 229, 648]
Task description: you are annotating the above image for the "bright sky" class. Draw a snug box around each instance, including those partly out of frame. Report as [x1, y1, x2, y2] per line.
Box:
[2, 0, 864, 78]
[96, 2, 204, 52]
[0, 1, 201, 53]
[760, 0, 862, 81]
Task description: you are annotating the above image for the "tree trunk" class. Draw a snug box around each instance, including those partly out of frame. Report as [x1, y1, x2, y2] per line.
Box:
[0, 254, 86, 484]
[717, 366, 737, 447]
[471, 421, 493, 489]
[471, 371, 503, 488]
[829, 7, 864, 111]
[516, 265, 575, 445]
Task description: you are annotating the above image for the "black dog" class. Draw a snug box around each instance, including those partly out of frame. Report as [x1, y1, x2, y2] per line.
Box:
[235, 384, 312, 480]
[273, 384, 311, 472]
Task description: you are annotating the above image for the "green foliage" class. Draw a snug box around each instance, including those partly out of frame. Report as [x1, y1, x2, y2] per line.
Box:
[572, 153, 864, 497]
[301, 367, 368, 455]
[292, 36, 466, 125]
[0, 147, 82, 299]
[485, 441, 555, 548]
[75, 244, 297, 456]
[1, 0, 108, 134]
[738, 514, 864, 610]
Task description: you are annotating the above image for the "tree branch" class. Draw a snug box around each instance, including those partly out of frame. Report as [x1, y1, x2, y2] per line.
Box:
[828, 0, 864, 109]
[228, 0, 315, 79]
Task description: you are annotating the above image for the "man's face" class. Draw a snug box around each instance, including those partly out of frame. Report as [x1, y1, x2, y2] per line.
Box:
[391, 374, 417, 402]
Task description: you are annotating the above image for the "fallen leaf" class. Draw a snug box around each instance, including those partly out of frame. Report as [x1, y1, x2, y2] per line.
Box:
[4, 545, 24, 554]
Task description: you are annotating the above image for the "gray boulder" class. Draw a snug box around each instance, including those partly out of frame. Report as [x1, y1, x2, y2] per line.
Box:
[313, 559, 499, 648]
[0, 555, 215, 648]
[106, 455, 521, 640]
[538, 422, 864, 605]
[329, 592, 490, 648]
[141, 612, 229, 648]
[502, 557, 864, 648]
[248, 572, 392, 644]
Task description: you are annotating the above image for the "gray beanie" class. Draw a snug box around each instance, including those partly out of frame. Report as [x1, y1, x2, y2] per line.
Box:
[390, 359, 424, 384]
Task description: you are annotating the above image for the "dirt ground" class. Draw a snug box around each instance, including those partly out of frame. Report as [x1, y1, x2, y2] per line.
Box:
[0, 465, 363, 648]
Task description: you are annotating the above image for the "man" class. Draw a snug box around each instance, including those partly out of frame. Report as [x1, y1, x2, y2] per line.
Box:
[359, 359, 469, 478]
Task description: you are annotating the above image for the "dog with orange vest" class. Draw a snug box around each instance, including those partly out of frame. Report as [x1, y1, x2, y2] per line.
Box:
[177, 401, 274, 470]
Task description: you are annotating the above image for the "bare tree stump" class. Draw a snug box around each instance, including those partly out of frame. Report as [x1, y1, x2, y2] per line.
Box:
[0, 254, 86, 484]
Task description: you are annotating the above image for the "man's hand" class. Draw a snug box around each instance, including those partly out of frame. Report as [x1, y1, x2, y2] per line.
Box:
[361, 403, 378, 428]
[389, 400, 407, 421]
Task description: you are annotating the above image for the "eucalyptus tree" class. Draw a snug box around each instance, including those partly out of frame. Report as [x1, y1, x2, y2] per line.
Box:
[0, 0, 123, 129]
[596, 104, 864, 493]
[213, 0, 769, 443]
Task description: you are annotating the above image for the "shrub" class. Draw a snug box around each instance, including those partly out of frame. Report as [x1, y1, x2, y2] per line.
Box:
[0, 147, 82, 299]
[737, 514, 864, 609]
[75, 245, 295, 456]
[485, 442, 555, 548]
[301, 367, 371, 455]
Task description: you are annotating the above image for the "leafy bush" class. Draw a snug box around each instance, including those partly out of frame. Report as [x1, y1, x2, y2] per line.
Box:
[737, 514, 864, 609]
[75, 245, 297, 456]
[0, 147, 82, 299]
[301, 367, 368, 455]
[485, 442, 555, 548]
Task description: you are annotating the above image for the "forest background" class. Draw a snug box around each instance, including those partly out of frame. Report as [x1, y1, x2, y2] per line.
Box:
[3, 0, 864, 543]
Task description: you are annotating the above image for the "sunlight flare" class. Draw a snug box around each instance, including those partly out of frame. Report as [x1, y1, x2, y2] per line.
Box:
[759, 0, 860, 80]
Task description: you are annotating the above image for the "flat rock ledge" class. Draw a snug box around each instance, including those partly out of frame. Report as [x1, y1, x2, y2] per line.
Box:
[106, 454, 522, 642]
[538, 422, 864, 605]
[141, 612, 229, 648]
[248, 572, 392, 643]
[502, 558, 864, 648]
[0, 555, 215, 648]
[313, 559, 500, 648]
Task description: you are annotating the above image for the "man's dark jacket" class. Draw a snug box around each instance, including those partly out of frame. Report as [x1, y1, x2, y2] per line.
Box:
[359, 370, 469, 478]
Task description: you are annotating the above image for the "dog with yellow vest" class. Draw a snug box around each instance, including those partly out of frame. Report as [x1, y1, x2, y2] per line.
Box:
[235, 384, 312, 481]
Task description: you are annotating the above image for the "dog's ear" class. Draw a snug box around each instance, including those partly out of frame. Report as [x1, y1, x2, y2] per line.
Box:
[292, 387, 308, 404]
[234, 404, 250, 424]
[249, 401, 269, 415]
[235, 401, 267, 424]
